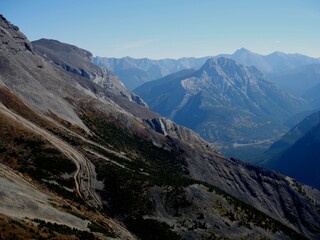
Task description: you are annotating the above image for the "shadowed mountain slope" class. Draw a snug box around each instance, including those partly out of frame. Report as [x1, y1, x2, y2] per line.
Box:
[265, 111, 320, 190]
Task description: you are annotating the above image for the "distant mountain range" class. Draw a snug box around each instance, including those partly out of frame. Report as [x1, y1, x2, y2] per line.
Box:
[266, 64, 320, 97]
[264, 111, 320, 189]
[229, 48, 320, 73]
[135, 57, 309, 147]
[95, 49, 320, 90]
[94, 56, 208, 89]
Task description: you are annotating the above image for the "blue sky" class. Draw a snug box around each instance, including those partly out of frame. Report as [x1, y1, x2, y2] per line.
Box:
[2, 0, 320, 59]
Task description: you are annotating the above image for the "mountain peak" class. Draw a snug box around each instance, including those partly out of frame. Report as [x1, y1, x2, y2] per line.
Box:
[233, 48, 253, 56]
[32, 38, 147, 107]
[200, 57, 240, 75]
[0, 14, 18, 30]
[33, 38, 93, 61]
[268, 51, 287, 57]
[0, 14, 33, 53]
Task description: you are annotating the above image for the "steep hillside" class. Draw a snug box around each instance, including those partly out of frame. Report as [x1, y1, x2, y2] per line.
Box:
[266, 111, 320, 157]
[1, 14, 320, 239]
[136, 57, 309, 148]
[265, 111, 320, 189]
[32, 38, 147, 107]
[266, 121, 320, 190]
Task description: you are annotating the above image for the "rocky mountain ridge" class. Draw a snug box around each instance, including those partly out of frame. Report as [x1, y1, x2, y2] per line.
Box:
[93, 56, 208, 89]
[135, 57, 309, 148]
[32, 38, 147, 107]
[228, 48, 320, 73]
[95, 48, 320, 90]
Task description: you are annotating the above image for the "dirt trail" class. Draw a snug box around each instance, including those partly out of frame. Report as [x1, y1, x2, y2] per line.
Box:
[0, 103, 102, 208]
[0, 162, 137, 240]
[84, 148, 128, 169]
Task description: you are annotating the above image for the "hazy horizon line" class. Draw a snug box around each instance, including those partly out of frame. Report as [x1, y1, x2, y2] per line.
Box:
[93, 48, 320, 60]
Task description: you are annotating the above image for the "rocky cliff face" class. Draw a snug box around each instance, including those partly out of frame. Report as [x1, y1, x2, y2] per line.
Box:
[0, 15, 33, 54]
[1, 14, 320, 239]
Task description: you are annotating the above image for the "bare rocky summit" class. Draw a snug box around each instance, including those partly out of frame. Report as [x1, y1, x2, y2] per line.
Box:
[32, 38, 147, 107]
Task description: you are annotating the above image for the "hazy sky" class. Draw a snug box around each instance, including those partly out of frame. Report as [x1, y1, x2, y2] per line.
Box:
[2, 0, 320, 59]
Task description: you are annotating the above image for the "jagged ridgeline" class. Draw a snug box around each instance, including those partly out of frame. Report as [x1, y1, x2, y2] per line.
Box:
[0, 14, 320, 239]
[94, 48, 320, 91]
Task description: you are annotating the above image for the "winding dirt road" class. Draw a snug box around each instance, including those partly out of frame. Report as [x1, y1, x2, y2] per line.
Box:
[0, 103, 102, 208]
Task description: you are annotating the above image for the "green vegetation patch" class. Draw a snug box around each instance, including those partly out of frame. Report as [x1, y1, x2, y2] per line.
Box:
[33, 219, 96, 240]
[126, 218, 182, 240]
[79, 110, 188, 176]
[78, 107, 306, 239]
[88, 222, 116, 238]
